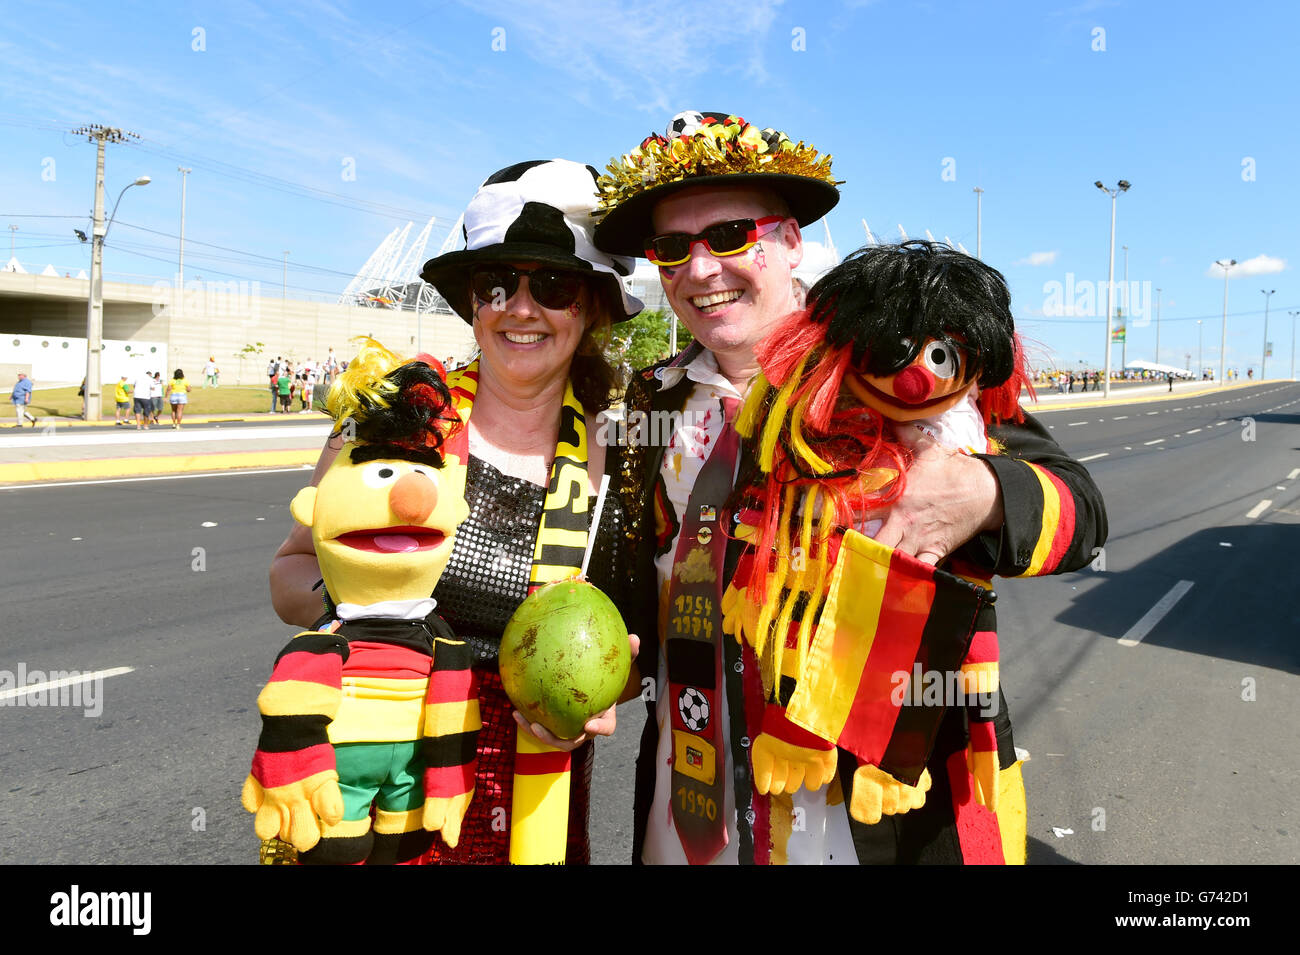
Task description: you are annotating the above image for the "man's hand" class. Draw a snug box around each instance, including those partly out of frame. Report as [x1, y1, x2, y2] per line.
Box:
[869, 431, 1003, 565]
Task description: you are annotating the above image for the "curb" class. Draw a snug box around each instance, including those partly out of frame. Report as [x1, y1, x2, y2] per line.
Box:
[0, 449, 320, 485]
[1028, 380, 1281, 413]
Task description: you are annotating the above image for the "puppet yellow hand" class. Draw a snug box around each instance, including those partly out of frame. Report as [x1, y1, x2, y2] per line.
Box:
[849, 764, 931, 825]
[241, 770, 344, 851]
[423, 791, 475, 848]
[967, 745, 1000, 813]
[721, 583, 759, 646]
[751, 732, 838, 795]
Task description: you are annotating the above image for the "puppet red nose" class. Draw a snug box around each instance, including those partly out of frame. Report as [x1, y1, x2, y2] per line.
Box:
[892, 366, 934, 404]
[390, 472, 437, 523]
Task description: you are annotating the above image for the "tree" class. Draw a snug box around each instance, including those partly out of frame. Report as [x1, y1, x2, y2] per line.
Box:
[607, 308, 690, 371]
[235, 342, 265, 385]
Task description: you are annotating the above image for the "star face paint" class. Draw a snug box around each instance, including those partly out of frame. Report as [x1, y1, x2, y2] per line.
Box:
[753, 241, 767, 271]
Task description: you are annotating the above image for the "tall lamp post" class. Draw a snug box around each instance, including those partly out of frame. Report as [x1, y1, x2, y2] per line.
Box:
[1290, 310, 1300, 380]
[1215, 259, 1235, 385]
[84, 174, 151, 420]
[1197, 320, 1203, 380]
[1095, 179, 1130, 398]
[1155, 287, 1162, 366]
[1260, 289, 1275, 380]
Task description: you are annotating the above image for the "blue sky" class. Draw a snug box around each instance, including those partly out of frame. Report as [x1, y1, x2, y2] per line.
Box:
[2, 0, 1296, 376]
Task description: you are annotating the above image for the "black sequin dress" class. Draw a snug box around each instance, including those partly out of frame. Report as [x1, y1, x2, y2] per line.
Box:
[421, 455, 633, 865]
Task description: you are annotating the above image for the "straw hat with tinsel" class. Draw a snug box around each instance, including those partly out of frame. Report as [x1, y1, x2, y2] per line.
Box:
[593, 111, 842, 257]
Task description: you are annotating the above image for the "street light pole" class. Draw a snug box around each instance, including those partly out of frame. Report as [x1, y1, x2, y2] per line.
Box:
[1197, 320, 1203, 379]
[1215, 259, 1236, 385]
[973, 186, 983, 259]
[178, 166, 191, 319]
[1155, 287, 1162, 366]
[73, 124, 144, 421]
[1120, 245, 1129, 372]
[1094, 180, 1130, 399]
[1260, 289, 1275, 380]
[1290, 310, 1300, 380]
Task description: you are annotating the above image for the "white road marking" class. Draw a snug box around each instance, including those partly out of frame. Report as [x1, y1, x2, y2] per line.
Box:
[1118, 580, 1195, 648]
[1144, 438, 1165, 445]
[1113, 415, 1128, 420]
[1079, 453, 1109, 462]
[1277, 486, 1286, 490]
[1068, 421, 1088, 426]
[0, 466, 314, 491]
[1146, 411, 1159, 416]
[1187, 428, 1201, 434]
[0, 666, 134, 702]
[1124, 446, 1133, 450]
[1246, 500, 1272, 520]
[1288, 468, 1300, 480]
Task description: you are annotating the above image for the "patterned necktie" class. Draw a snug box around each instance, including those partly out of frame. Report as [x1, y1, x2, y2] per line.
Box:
[665, 396, 740, 864]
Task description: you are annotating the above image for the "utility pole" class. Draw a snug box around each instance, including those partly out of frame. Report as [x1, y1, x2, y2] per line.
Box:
[73, 124, 140, 421]
[973, 187, 983, 259]
[177, 166, 191, 319]
[1155, 287, 1162, 366]
[1120, 245, 1129, 371]
[1094, 180, 1130, 398]
[1215, 259, 1236, 385]
[1261, 289, 1275, 380]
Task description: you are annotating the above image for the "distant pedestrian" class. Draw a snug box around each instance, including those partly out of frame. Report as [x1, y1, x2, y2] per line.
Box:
[300, 365, 316, 413]
[1067, 373, 1075, 393]
[277, 367, 293, 412]
[267, 357, 280, 413]
[11, 372, 36, 428]
[114, 376, 131, 426]
[1168, 372, 1174, 392]
[149, 372, 164, 425]
[168, 368, 192, 428]
[131, 367, 154, 430]
[203, 357, 219, 388]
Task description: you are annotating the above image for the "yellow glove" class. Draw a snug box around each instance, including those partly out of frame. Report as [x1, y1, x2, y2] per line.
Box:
[423, 790, 476, 848]
[240, 769, 344, 852]
[721, 582, 760, 647]
[849, 764, 931, 825]
[751, 703, 838, 795]
[967, 745, 1000, 813]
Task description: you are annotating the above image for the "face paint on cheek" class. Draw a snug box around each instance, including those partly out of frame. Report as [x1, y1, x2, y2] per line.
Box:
[566, 301, 581, 320]
[658, 264, 679, 279]
[753, 242, 767, 271]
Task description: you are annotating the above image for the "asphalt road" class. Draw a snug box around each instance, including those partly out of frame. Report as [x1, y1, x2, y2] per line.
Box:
[1, 382, 1296, 864]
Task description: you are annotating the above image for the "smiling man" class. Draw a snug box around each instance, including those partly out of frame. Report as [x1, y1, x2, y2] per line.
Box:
[595, 112, 1107, 865]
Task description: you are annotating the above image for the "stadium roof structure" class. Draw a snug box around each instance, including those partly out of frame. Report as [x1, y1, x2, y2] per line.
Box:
[338, 215, 462, 315]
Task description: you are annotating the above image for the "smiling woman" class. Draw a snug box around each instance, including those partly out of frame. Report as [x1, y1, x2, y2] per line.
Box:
[268, 158, 645, 865]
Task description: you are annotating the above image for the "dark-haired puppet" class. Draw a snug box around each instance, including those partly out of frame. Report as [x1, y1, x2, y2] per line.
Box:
[723, 241, 1035, 860]
[242, 339, 479, 865]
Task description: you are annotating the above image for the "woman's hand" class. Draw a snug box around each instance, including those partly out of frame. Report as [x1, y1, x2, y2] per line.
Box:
[512, 632, 639, 750]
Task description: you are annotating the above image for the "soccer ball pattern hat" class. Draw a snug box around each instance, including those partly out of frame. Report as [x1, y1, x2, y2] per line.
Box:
[593, 111, 842, 258]
[420, 159, 643, 324]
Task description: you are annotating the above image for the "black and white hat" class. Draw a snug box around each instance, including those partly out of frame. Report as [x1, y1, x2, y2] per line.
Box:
[421, 159, 643, 324]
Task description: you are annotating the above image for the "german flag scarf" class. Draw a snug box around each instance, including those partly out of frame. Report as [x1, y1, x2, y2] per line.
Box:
[444, 360, 589, 865]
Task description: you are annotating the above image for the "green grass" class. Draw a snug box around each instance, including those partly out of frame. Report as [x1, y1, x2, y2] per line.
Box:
[27, 384, 307, 418]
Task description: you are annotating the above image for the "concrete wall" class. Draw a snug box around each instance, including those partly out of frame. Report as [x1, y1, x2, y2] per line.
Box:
[0, 271, 477, 387]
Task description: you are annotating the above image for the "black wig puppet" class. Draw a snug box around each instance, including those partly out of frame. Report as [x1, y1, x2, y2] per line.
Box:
[724, 240, 1032, 827]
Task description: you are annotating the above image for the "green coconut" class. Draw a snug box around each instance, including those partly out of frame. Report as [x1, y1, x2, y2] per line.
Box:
[499, 578, 631, 740]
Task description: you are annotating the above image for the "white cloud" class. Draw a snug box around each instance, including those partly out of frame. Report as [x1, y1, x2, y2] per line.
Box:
[1206, 254, 1286, 278]
[1014, 251, 1058, 267]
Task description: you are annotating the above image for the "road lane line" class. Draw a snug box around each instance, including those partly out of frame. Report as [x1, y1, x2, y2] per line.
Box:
[1068, 421, 1087, 426]
[0, 666, 134, 702]
[1118, 581, 1195, 648]
[1289, 468, 1300, 480]
[0, 466, 314, 491]
[1246, 500, 1272, 519]
[1187, 428, 1201, 434]
[1146, 411, 1159, 415]
[1113, 415, 1128, 420]
[1079, 453, 1109, 462]
[1144, 438, 1165, 445]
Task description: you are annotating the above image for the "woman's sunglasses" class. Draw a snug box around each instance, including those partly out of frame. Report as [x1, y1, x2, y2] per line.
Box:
[644, 216, 785, 268]
[469, 266, 586, 310]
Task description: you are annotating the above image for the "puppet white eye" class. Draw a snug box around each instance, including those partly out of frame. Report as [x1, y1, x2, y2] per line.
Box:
[923, 342, 961, 380]
[361, 461, 403, 488]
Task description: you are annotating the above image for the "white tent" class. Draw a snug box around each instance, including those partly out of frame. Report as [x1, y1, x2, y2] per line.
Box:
[3, 256, 26, 273]
[40, 264, 58, 277]
[1125, 358, 1193, 377]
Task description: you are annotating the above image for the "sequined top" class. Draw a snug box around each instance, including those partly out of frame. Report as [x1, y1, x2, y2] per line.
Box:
[433, 455, 634, 661]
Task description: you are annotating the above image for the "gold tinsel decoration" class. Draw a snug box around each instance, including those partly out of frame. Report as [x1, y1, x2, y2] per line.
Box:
[596, 118, 840, 214]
